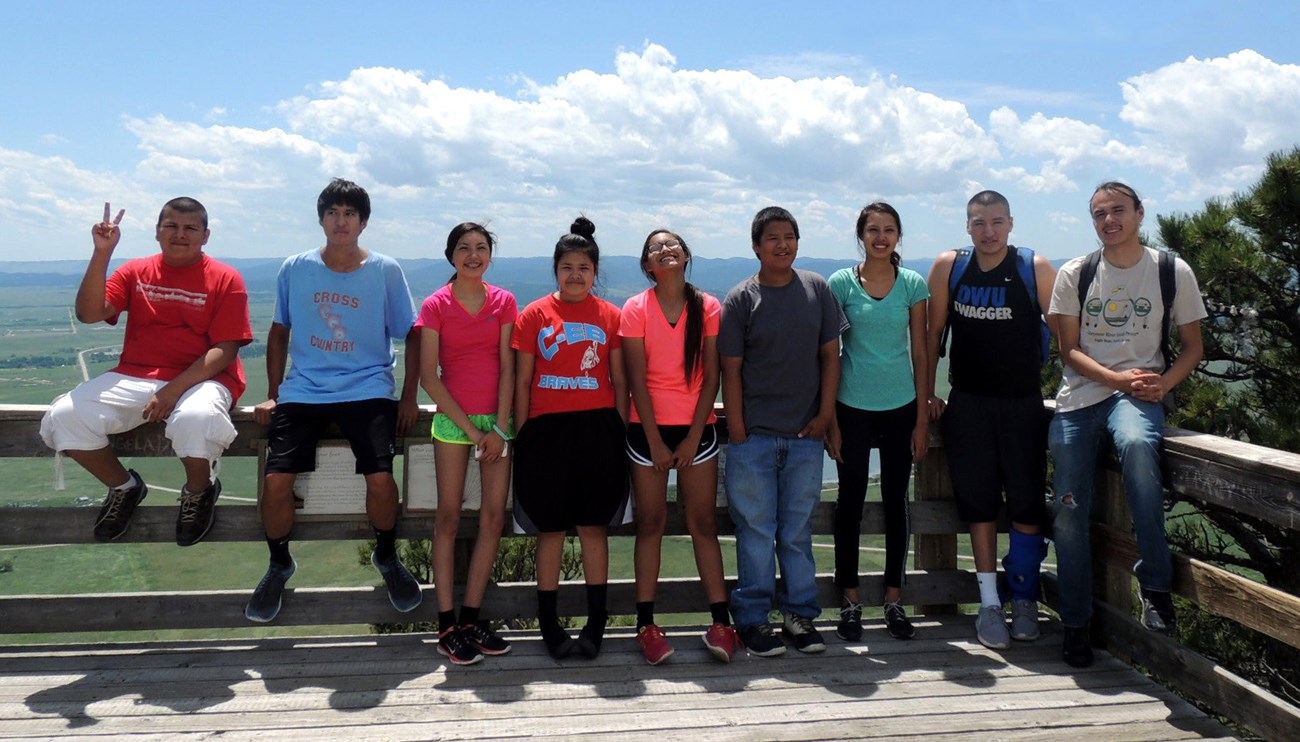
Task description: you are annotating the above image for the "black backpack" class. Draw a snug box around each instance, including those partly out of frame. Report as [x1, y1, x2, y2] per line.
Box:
[1076, 248, 1177, 370]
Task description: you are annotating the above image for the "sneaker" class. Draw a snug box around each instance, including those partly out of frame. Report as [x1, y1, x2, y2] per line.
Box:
[781, 613, 826, 653]
[1140, 589, 1177, 634]
[836, 601, 864, 643]
[883, 601, 915, 640]
[371, 551, 423, 613]
[702, 623, 742, 663]
[1062, 624, 1094, 668]
[437, 627, 484, 666]
[175, 478, 221, 547]
[92, 471, 147, 542]
[245, 559, 297, 623]
[461, 622, 511, 656]
[1009, 599, 1040, 641]
[637, 624, 674, 665]
[738, 623, 786, 657]
[539, 620, 575, 660]
[975, 605, 1011, 649]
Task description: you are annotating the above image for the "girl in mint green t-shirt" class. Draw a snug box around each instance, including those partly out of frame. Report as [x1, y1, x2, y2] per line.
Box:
[827, 202, 930, 644]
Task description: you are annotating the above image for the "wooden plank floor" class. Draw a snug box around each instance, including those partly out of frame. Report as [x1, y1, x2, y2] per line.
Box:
[0, 617, 1235, 741]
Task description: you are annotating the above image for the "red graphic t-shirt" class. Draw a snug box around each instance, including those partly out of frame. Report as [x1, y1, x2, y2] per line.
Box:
[105, 254, 255, 402]
[512, 293, 622, 418]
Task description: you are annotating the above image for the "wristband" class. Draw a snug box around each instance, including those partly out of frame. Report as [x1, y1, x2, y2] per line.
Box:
[492, 422, 513, 441]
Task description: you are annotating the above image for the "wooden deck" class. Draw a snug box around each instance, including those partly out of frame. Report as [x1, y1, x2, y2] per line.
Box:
[0, 617, 1235, 741]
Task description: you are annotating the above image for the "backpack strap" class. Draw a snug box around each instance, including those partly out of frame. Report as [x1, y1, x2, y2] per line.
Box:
[1011, 245, 1039, 313]
[1158, 249, 1177, 370]
[937, 249, 973, 359]
[1076, 248, 1103, 312]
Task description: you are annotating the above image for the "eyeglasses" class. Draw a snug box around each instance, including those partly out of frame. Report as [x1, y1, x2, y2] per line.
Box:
[648, 239, 681, 253]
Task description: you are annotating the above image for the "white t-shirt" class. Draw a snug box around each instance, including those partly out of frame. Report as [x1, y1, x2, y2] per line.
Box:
[1049, 246, 1207, 412]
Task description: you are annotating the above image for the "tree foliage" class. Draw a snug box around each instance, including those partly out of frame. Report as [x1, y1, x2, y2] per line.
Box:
[1156, 146, 1300, 704]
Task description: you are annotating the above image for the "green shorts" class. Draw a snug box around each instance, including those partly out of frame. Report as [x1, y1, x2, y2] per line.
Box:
[431, 412, 514, 445]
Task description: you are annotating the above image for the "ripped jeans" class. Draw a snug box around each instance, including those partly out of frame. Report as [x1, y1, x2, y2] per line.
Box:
[1048, 394, 1169, 628]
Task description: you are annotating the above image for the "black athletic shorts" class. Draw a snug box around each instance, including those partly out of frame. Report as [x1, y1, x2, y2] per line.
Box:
[942, 389, 1048, 525]
[625, 422, 720, 467]
[512, 407, 630, 533]
[265, 399, 399, 475]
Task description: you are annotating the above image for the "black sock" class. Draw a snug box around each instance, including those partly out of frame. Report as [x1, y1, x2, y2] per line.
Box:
[373, 526, 397, 561]
[586, 584, 608, 625]
[267, 535, 291, 568]
[459, 605, 480, 627]
[437, 610, 456, 634]
[636, 601, 655, 631]
[710, 601, 731, 626]
[537, 590, 560, 627]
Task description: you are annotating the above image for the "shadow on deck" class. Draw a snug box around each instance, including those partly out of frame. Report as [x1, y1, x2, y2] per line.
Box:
[2, 617, 1234, 741]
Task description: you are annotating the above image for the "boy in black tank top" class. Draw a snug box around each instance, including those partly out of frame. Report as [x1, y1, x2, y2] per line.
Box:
[925, 191, 1057, 651]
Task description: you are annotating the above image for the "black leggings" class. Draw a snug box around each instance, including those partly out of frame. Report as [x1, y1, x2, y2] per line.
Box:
[833, 400, 916, 591]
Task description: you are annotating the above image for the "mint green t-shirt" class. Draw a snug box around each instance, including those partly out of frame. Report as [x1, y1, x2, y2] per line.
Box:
[829, 265, 929, 411]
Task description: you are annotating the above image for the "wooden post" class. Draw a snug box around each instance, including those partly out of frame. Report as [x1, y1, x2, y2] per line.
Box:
[914, 442, 958, 615]
[1093, 466, 1135, 654]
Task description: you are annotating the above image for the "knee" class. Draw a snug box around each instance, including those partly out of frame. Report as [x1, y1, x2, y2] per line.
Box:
[684, 507, 716, 539]
[636, 505, 668, 538]
[476, 506, 505, 537]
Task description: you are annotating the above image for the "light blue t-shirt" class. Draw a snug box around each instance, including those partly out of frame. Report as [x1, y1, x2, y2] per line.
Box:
[829, 265, 929, 411]
[273, 249, 415, 404]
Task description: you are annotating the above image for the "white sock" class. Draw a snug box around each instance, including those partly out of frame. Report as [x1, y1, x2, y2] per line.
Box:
[111, 472, 138, 492]
[977, 572, 1000, 608]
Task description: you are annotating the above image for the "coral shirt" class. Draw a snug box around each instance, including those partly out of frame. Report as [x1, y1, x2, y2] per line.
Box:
[620, 288, 720, 425]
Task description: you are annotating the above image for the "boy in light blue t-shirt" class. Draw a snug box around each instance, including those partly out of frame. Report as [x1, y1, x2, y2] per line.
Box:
[244, 178, 423, 624]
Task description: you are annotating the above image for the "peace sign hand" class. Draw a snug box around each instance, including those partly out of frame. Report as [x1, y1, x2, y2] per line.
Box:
[92, 202, 126, 254]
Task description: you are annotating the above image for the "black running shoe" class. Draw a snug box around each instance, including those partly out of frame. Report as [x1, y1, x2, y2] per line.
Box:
[884, 601, 915, 640]
[462, 621, 511, 656]
[738, 623, 786, 657]
[836, 601, 864, 642]
[245, 559, 297, 623]
[781, 612, 826, 653]
[92, 470, 147, 542]
[437, 627, 484, 666]
[176, 478, 221, 547]
[371, 551, 423, 612]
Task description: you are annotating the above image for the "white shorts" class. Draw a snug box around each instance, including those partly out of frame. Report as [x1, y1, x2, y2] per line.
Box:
[40, 372, 237, 461]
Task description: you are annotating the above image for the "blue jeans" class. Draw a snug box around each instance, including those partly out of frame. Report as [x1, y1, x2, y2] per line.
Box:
[726, 434, 824, 627]
[1049, 394, 1169, 627]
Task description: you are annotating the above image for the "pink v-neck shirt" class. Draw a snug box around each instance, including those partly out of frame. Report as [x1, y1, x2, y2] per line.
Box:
[619, 287, 720, 425]
[416, 283, 519, 415]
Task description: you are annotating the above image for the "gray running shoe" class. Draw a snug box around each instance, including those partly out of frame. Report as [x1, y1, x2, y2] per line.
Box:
[1009, 599, 1040, 641]
[92, 471, 147, 542]
[1140, 588, 1177, 634]
[975, 604, 1011, 649]
[372, 551, 423, 612]
[245, 559, 297, 623]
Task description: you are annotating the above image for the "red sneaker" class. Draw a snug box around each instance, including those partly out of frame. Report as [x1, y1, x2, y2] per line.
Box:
[702, 622, 742, 663]
[637, 624, 674, 665]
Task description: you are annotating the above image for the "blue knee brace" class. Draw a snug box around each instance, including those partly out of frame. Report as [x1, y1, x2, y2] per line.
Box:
[1002, 530, 1048, 601]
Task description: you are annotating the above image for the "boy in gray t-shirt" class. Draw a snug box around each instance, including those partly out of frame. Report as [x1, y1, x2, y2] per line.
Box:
[718, 206, 847, 657]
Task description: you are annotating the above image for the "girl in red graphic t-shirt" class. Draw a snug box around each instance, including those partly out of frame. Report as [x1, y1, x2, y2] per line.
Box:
[417, 223, 518, 666]
[620, 229, 740, 665]
[511, 217, 629, 660]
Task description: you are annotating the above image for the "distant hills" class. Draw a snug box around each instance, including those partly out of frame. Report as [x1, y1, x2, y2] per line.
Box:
[0, 256, 937, 307]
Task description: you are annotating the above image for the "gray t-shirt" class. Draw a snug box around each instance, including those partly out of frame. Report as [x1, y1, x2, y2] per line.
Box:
[1049, 246, 1207, 412]
[718, 269, 849, 437]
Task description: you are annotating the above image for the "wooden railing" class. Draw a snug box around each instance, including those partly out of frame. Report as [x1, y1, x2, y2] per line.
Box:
[2, 403, 1299, 738]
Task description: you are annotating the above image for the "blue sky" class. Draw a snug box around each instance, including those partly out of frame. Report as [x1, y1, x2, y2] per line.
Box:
[2, 1, 1298, 262]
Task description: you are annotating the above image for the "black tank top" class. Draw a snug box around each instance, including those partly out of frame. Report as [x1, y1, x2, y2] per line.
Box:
[948, 247, 1041, 398]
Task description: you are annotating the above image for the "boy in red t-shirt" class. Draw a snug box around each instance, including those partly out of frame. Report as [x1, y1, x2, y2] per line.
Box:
[41, 198, 254, 546]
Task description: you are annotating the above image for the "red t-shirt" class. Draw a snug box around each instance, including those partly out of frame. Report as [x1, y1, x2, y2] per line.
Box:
[105, 254, 254, 402]
[620, 288, 720, 425]
[512, 293, 622, 418]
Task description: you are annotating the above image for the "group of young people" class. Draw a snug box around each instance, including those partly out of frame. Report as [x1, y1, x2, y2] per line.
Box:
[41, 178, 1204, 671]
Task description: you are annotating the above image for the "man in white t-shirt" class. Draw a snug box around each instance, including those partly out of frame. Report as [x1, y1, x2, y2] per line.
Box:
[1047, 182, 1206, 668]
